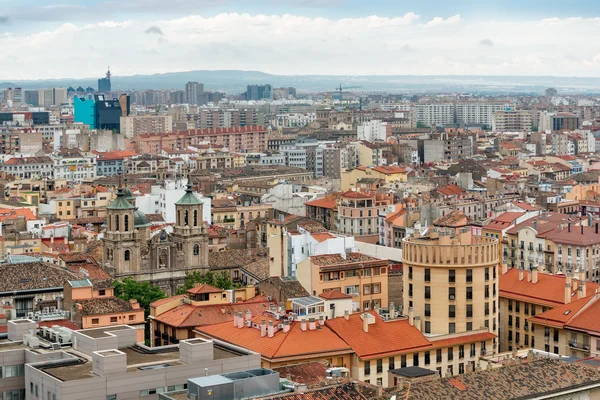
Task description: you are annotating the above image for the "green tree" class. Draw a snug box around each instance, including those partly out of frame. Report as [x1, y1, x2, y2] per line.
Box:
[113, 278, 166, 346]
[416, 121, 429, 129]
[176, 271, 233, 295]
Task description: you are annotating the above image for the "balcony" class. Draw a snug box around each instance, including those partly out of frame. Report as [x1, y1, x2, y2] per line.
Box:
[569, 341, 590, 352]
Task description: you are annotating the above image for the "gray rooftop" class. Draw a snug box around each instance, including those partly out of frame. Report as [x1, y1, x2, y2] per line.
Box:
[291, 296, 324, 307]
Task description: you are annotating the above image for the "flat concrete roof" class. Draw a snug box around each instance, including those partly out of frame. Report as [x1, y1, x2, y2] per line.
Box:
[78, 325, 134, 338]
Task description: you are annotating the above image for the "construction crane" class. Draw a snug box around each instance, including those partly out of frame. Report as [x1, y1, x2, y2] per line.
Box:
[335, 84, 362, 103]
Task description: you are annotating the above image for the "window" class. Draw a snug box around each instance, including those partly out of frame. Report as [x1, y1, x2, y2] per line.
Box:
[409, 267, 413, 280]
[92, 318, 99, 325]
[449, 269, 455, 283]
[424, 268, 431, 282]
[448, 347, 454, 361]
[98, 289, 106, 296]
[524, 303, 529, 315]
[364, 361, 370, 375]
[449, 287, 456, 300]
[389, 357, 395, 370]
[5, 364, 24, 377]
[425, 321, 431, 333]
[466, 269, 472, 282]
[508, 299, 513, 311]
[193, 244, 199, 255]
[107, 396, 117, 400]
[124, 250, 130, 261]
[470, 343, 476, 357]
[124, 214, 129, 231]
[459, 345, 465, 359]
[516, 317, 520, 328]
[508, 330, 513, 342]
[515, 332, 520, 344]
[485, 285, 490, 298]
[459, 363, 465, 374]
[531, 305, 536, 317]
[413, 353, 419, 366]
[376, 359, 383, 373]
[554, 329, 559, 342]
[408, 283, 413, 297]
[449, 305, 456, 318]
[376, 378, 382, 386]
[425, 304, 431, 317]
[466, 304, 473, 318]
[515, 301, 520, 313]
[466, 322, 472, 331]
[466, 287, 473, 300]
[425, 351, 431, 365]
[436, 349, 442, 363]
[401, 355, 407, 368]
[449, 323, 455, 333]
[425, 286, 431, 299]
[485, 267, 490, 281]
[110, 317, 118, 324]
[129, 315, 135, 321]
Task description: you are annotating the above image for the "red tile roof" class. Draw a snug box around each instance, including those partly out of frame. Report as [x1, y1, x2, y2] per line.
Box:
[437, 184, 466, 197]
[197, 317, 351, 360]
[186, 284, 223, 295]
[564, 296, 600, 334]
[38, 319, 79, 330]
[319, 291, 353, 300]
[325, 311, 431, 359]
[371, 166, 408, 175]
[311, 233, 335, 243]
[303, 197, 337, 209]
[499, 269, 598, 307]
[340, 190, 373, 199]
[0, 208, 37, 222]
[529, 295, 594, 328]
[153, 300, 275, 328]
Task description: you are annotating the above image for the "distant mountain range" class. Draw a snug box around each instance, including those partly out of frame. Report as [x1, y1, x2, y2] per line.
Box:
[2, 70, 600, 94]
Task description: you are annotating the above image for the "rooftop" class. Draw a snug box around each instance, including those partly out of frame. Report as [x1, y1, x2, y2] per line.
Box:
[0, 262, 79, 293]
[393, 359, 600, 400]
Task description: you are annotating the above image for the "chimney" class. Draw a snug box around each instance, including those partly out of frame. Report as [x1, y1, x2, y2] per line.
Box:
[566, 273, 572, 287]
[245, 310, 252, 321]
[283, 320, 290, 333]
[267, 321, 274, 338]
[527, 269, 532, 282]
[308, 318, 316, 331]
[502, 263, 508, 275]
[581, 281, 587, 298]
[260, 319, 267, 337]
[362, 313, 370, 333]
[409, 307, 414, 326]
[389, 302, 395, 318]
[344, 310, 349, 320]
[233, 312, 239, 327]
[578, 285, 585, 299]
[414, 316, 421, 332]
[532, 268, 538, 284]
[573, 278, 578, 292]
[319, 315, 325, 326]
[565, 283, 572, 304]
[519, 268, 524, 281]
[238, 313, 244, 328]
[301, 319, 307, 331]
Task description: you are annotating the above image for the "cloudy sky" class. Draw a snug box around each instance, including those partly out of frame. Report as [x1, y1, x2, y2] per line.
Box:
[1, 0, 600, 79]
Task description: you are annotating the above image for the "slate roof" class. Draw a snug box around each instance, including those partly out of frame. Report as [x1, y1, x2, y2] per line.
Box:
[78, 297, 135, 315]
[262, 383, 372, 399]
[392, 359, 600, 400]
[0, 262, 79, 293]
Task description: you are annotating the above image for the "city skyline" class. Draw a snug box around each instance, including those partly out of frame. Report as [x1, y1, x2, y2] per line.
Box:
[0, 1, 600, 79]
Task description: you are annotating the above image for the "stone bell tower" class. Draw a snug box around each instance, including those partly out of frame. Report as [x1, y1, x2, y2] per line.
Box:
[171, 176, 208, 268]
[103, 182, 141, 276]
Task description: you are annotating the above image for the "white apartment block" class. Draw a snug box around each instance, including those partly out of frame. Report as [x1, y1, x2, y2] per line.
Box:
[357, 120, 388, 142]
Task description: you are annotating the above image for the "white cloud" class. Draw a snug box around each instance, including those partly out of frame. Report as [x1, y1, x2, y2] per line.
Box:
[1, 13, 600, 79]
[426, 14, 462, 26]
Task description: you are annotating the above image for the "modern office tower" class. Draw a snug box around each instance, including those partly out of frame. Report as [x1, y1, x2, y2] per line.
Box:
[24, 90, 40, 106]
[185, 81, 204, 105]
[98, 67, 112, 92]
[95, 94, 122, 131]
[245, 84, 273, 101]
[119, 93, 131, 117]
[73, 97, 97, 129]
[402, 229, 499, 348]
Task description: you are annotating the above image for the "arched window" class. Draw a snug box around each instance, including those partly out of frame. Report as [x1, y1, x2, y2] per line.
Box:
[124, 250, 130, 261]
[184, 210, 189, 226]
[115, 215, 120, 231]
[178, 210, 181, 226]
[193, 210, 198, 227]
[193, 244, 199, 255]
[124, 215, 129, 232]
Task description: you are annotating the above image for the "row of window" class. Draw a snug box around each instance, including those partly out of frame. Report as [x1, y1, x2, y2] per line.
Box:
[507, 299, 541, 316]
[321, 267, 386, 281]
[0, 364, 25, 378]
[364, 343, 485, 375]
[409, 267, 496, 282]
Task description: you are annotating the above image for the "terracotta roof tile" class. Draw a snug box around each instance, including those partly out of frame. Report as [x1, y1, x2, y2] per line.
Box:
[318, 291, 353, 300]
[186, 284, 223, 295]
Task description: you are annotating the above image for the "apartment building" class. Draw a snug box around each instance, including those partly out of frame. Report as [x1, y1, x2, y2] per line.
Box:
[120, 115, 173, 139]
[2, 156, 54, 179]
[131, 126, 269, 154]
[539, 111, 580, 132]
[403, 230, 499, 343]
[415, 104, 455, 127]
[296, 252, 389, 311]
[337, 190, 393, 240]
[0, 321, 260, 400]
[492, 109, 534, 131]
[530, 288, 600, 359]
[198, 109, 257, 128]
[53, 151, 97, 181]
[421, 134, 474, 163]
[305, 194, 338, 231]
[455, 103, 511, 126]
[498, 266, 598, 353]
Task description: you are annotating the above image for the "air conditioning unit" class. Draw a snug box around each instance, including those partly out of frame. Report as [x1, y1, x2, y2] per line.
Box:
[524, 326, 528, 331]
[449, 295, 455, 300]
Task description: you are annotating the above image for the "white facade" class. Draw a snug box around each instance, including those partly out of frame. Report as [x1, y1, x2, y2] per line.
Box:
[280, 145, 307, 169]
[287, 227, 355, 277]
[357, 120, 388, 142]
[136, 179, 211, 224]
[271, 113, 316, 128]
[53, 153, 97, 181]
[260, 184, 324, 216]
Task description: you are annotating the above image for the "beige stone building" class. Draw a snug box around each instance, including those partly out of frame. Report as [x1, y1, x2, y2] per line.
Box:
[120, 115, 173, 139]
[402, 230, 499, 347]
[102, 182, 209, 295]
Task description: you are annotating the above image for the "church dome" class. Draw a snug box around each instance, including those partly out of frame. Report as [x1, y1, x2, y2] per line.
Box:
[134, 209, 151, 228]
[122, 187, 135, 202]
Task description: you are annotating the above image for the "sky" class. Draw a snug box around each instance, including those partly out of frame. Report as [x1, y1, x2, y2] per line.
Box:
[1, 0, 600, 79]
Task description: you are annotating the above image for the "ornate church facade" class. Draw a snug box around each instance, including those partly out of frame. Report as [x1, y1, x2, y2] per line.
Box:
[102, 181, 209, 295]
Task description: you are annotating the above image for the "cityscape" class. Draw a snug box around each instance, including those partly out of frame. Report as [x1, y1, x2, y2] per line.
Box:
[2, 1, 600, 400]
